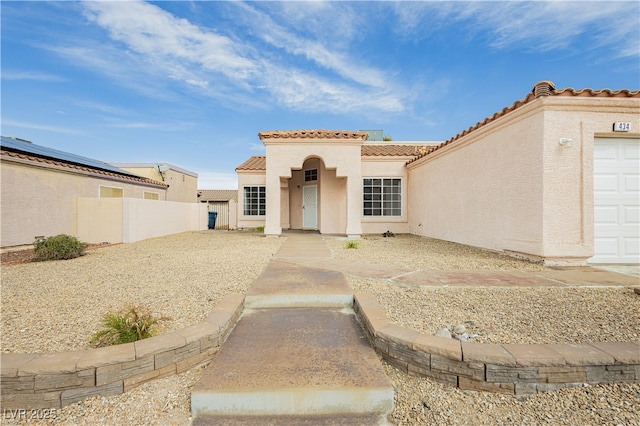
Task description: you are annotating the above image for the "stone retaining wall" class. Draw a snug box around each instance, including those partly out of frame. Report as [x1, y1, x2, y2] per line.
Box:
[1, 294, 244, 410]
[354, 293, 640, 395]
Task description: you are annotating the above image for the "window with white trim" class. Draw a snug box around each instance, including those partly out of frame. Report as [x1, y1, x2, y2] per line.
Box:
[363, 178, 401, 216]
[243, 186, 266, 216]
[144, 192, 159, 200]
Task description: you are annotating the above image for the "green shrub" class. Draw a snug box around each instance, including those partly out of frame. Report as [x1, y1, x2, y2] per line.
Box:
[345, 240, 359, 249]
[90, 305, 171, 348]
[33, 234, 88, 261]
[255, 226, 265, 232]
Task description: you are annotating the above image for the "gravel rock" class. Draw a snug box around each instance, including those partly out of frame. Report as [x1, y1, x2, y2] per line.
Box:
[435, 328, 452, 338]
[2, 231, 639, 425]
[348, 278, 640, 344]
[1, 231, 283, 354]
[453, 324, 466, 334]
[325, 234, 548, 272]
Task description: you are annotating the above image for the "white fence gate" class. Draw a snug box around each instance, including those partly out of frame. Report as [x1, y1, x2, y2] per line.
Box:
[207, 202, 230, 230]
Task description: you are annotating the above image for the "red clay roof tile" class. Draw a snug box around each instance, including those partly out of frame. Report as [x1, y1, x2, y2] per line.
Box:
[361, 145, 430, 156]
[406, 81, 640, 165]
[235, 155, 266, 171]
[197, 189, 238, 201]
[258, 130, 369, 140]
[1, 149, 167, 187]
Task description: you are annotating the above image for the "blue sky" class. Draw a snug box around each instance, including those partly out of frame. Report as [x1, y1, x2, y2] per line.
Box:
[2, 1, 639, 189]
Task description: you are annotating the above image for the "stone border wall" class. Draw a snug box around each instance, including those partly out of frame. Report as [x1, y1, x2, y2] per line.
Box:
[1, 294, 244, 410]
[354, 293, 640, 395]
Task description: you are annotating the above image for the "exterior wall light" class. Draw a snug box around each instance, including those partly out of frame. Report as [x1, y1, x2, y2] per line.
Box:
[558, 137, 573, 148]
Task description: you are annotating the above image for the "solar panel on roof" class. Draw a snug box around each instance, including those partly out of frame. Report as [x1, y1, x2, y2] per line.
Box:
[0, 136, 140, 178]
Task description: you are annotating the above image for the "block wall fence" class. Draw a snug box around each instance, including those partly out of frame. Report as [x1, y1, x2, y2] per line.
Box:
[353, 293, 640, 396]
[0, 295, 244, 410]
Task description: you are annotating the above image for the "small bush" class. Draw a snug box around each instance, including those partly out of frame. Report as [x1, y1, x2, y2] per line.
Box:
[90, 305, 171, 348]
[255, 226, 265, 232]
[33, 234, 88, 261]
[345, 240, 359, 249]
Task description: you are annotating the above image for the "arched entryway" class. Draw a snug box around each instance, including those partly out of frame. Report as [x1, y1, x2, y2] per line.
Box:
[286, 157, 346, 233]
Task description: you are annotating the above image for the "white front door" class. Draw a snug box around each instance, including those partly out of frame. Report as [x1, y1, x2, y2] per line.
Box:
[591, 137, 640, 264]
[303, 185, 317, 229]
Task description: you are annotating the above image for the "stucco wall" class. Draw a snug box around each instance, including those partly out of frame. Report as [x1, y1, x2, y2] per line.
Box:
[237, 172, 267, 229]
[118, 167, 198, 203]
[0, 160, 167, 247]
[285, 158, 347, 234]
[407, 96, 640, 263]
[538, 97, 640, 259]
[77, 198, 123, 244]
[264, 140, 363, 236]
[319, 168, 347, 234]
[361, 158, 412, 235]
[77, 198, 207, 244]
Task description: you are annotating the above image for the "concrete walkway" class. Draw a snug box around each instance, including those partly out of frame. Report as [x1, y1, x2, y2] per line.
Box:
[191, 232, 394, 424]
[191, 231, 638, 424]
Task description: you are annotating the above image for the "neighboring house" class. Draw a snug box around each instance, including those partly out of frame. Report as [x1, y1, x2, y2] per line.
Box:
[113, 163, 199, 203]
[235, 81, 640, 265]
[197, 189, 238, 230]
[0, 137, 207, 247]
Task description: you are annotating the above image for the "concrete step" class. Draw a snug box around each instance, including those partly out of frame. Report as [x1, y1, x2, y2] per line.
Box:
[274, 233, 332, 261]
[193, 413, 389, 425]
[191, 308, 393, 419]
[245, 261, 353, 308]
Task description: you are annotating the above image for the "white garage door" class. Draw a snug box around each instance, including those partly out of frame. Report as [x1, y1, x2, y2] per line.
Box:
[591, 137, 640, 264]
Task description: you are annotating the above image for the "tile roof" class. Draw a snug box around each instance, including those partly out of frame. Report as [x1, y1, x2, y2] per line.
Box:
[197, 189, 238, 201]
[259, 130, 369, 140]
[406, 81, 640, 165]
[235, 145, 430, 173]
[1, 136, 138, 177]
[236, 155, 266, 171]
[362, 144, 432, 157]
[1, 149, 168, 187]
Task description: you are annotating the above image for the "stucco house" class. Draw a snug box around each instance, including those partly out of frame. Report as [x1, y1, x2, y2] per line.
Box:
[0, 137, 207, 248]
[236, 81, 640, 265]
[113, 163, 199, 203]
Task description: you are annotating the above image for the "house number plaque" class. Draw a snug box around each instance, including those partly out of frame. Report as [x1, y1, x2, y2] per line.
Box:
[612, 122, 631, 132]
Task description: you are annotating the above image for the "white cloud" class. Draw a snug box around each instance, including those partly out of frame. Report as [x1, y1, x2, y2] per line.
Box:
[2, 119, 84, 135]
[1, 71, 65, 82]
[82, 1, 257, 82]
[260, 63, 405, 115]
[391, 1, 639, 60]
[232, 2, 387, 89]
[73, 1, 408, 116]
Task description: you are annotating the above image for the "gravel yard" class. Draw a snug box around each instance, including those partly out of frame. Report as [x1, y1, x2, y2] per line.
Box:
[1, 231, 283, 354]
[328, 234, 640, 344]
[2, 231, 639, 425]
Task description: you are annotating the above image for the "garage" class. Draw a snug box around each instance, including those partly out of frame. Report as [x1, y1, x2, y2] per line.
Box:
[591, 137, 640, 264]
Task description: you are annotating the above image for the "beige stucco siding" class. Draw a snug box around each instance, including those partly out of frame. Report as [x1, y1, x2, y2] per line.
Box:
[118, 166, 197, 203]
[361, 157, 412, 235]
[408, 102, 546, 256]
[263, 140, 363, 236]
[538, 97, 640, 259]
[319, 168, 347, 234]
[236, 171, 267, 229]
[407, 96, 640, 263]
[1, 159, 167, 247]
[77, 197, 207, 244]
